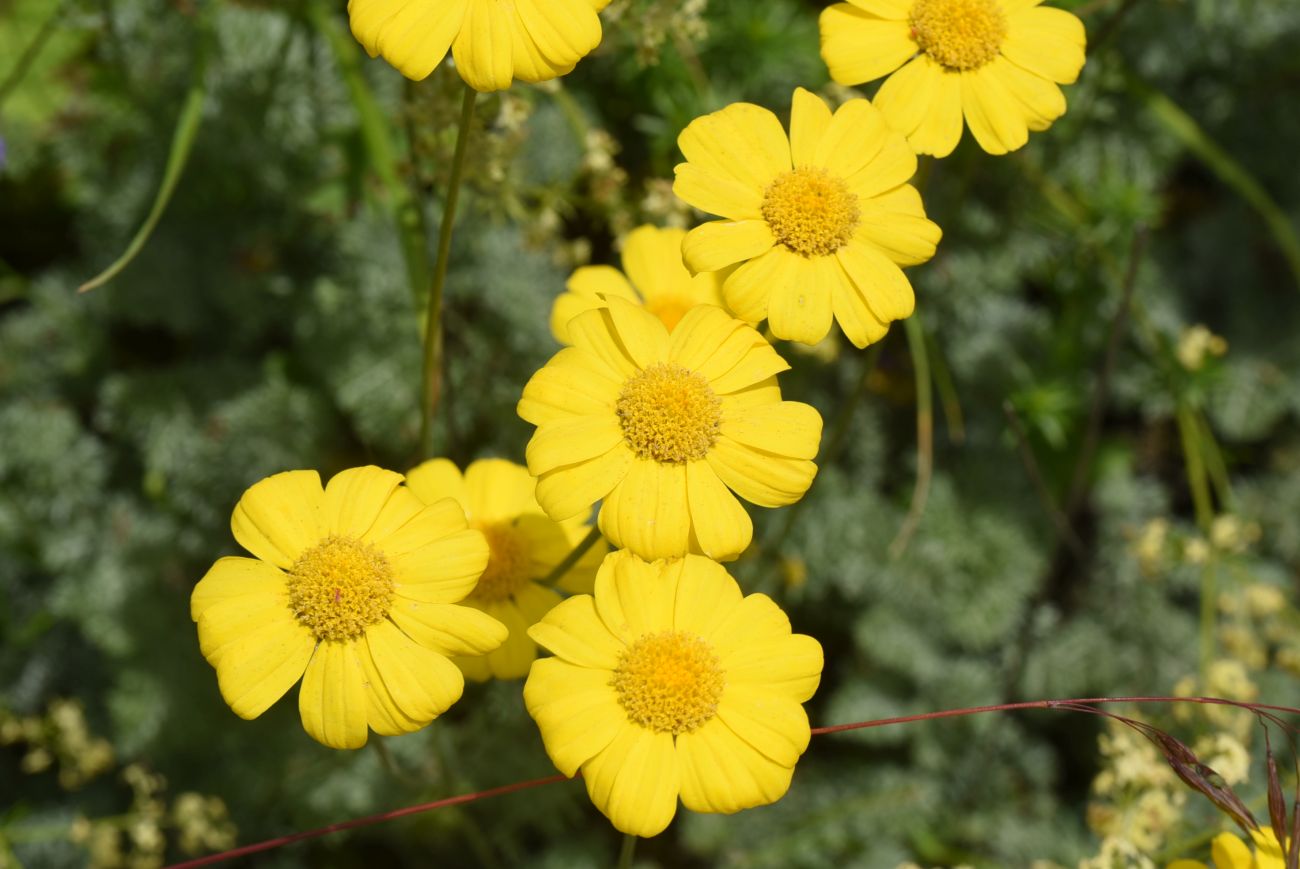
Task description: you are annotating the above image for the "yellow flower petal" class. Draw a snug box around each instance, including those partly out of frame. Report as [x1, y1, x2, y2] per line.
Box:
[1211, 832, 1254, 869]
[668, 556, 743, 638]
[527, 415, 626, 476]
[716, 684, 810, 766]
[723, 632, 824, 704]
[1002, 5, 1086, 85]
[962, 63, 1030, 155]
[528, 593, 625, 668]
[719, 378, 783, 414]
[565, 306, 641, 380]
[366, 619, 464, 721]
[826, 256, 890, 348]
[201, 603, 315, 720]
[514, 581, 565, 624]
[392, 528, 489, 602]
[603, 296, 671, 369]
[372, 496, 466, 554]
[506, 2, 565, 83]
[388, 597, 508, 656]
[581, 725, 680, 837]
[680, 220, 776, 275]
[534, 443, 632, 521]
[708, 339, 792, 395]
[836, 240, 916, 322]
[405, 458, 469, 512]
[813, 98, 893, 181]
[621, 226, 689, 300]
[722, 401, 822, 461]
[230, 470, 324, 569]
[462, 458, 537, 523]
[844, 0, 910, 18]
[843, 131, 918, 201]
[677, 718, 796, 814]
[191, 556, 285, 622]
[519, 346, 622, 425]
[348, 0, 468, 81]
[685, 461, 753, 561]
[470, 598, 536, 680]
[676, 102, 791, 192]
[855, 185, 942, 266]
[672, 164, 763, 221]
[789, 87, 833, 167]
[515, 0, 600, 69]
[365, 486, 431, 543]
[875, 56, 964, 158]
[720, 244, 800, 326]
[524, 658, 625, 776]
[298, 641, 368, 749]
[666, 305, 753, 374]
[451, 0, 514, 92]
[989, 55, 1066, 132]
[553, 265, 639, 344]
[596, 549, 675, 640]
[766, 254, 834, 345]
[321, 465, 403, 539]
[819, 3, 915, 86]
[599, 459, 690, 561]
[706, 437, 816, 508]
[357, 635, 426, 736]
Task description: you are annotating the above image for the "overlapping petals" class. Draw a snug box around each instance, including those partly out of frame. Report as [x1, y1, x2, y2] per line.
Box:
[673, 88, 941, 348]
[524, 552, 823, 836]
[518, 298, 822, 562]
[405, 457, 606, 681]
[348, 0, 605, 91]
[192, 466, 507, 749]
[551, 225, 727, 343]
[819, 0, 1087, 156]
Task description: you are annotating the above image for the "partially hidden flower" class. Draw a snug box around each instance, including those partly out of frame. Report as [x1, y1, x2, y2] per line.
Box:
[518, 297, 822, 562]
[524, 551, 824, 836]
[673, 88, 940, 348]
[820, 0, 1086, 157]
[191, 467, 507, 749]
[348, 0, 610, 92]
[405, 457, 606, 681]
[551, 224, 726, 344]
[1168, 827, 1288, 869]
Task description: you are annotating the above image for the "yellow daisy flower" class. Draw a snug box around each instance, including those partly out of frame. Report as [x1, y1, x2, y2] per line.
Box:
[551, 224, 726, 344]
[1168, 828, 1288, 869]
[819, 0, 1087, 157]
[190, 466, 507, 749]
[524, 551, 824, 837]
[347, 0, 610, 92]
[672, 88, 941, 348]
[518, 297, 822, 562]
[405, 457, 607, 681]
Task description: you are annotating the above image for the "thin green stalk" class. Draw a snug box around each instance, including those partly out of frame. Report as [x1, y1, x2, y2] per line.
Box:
[927, 329, 965, 444]
[310, 0, 430, 307]
[889, 315, 934, 560]
[616, 833, 637, 869]
[1176, 401, 1214, 532]
[418, 84, 478, 459]
[78, 10, 210, 293]
[540, 525, 602, 588]
[1199, 555, 1218, 680]
[0, 0, 70, 110]
[1196, 411, 1234, 514]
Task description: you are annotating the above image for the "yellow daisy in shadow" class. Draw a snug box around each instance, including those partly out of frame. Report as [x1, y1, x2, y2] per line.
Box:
[524, 551, 824, 837]
[820, 0, 1086, 157]
[191, 466, 507, 749]
[673, 88, 941, 348]
[551, 225, 726, 344]
[405, 457, 606, 681]
[518, 297, 822, 562]
[348, 0, 609, 92]
[1169, 828, 1288, 869]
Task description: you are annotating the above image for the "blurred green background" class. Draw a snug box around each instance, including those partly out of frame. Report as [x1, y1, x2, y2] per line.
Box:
[3, 0, 1300, 865]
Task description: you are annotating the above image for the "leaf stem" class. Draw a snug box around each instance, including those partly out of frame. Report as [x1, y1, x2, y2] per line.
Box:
[889, 314, 934, 560]
[616, 832, 637, 869]
[539, 525, 602, 588]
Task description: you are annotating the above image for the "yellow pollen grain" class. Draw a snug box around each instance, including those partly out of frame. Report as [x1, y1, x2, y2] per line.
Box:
[616, 362, 722, 464]
[610, 631, 725, 735]
[909, 0, 1007, 71]
[286, 536, 395, 643]
[761, 167, 861, 258]
[470, 522, 534, 602]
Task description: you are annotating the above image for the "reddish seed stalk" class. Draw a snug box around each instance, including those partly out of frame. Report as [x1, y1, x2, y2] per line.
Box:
[167, 696, 1300, 868]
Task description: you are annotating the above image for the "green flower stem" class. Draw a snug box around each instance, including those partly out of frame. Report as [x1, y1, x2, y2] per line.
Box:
[311, 1, 430, 308]
[539, 525, 602, 588]
[418, 83, 477, 459]
[616, 833, 637, 869]
[889, 314, 934, 560]
[1177, 399, 1218, 680]
[0, 0, 69, 109]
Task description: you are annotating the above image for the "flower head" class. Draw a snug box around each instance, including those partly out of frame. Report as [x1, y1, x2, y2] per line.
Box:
[518, 298, 822, 561]
[1168, 827, 1288, 869]
[405, 457, 606, 681]
[673, 88, 941, 348]
[551, 225, 726, 343]
[348, 0, 609, 92]
[191, 467, 507, 749]
[524, 551, 824, 836]
[819, 0, 1086, 157]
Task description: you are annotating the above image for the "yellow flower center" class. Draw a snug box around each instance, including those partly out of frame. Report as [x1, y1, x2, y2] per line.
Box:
[610, 631, 725, 735]
[761, 168, 860, 258]
[909, 0, 1007, 71]
[287, 536, 395, 642]
[470, 522, 534, 602]
[644, 296, 694, 333]
[616, 362, 722, 464]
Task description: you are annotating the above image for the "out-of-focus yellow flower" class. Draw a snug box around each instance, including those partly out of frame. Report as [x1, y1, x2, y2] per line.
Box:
[551, 225, 726, 344]
[673, 88, 940, 348]
[405, 458, 605, 681]
[1167, 828, 1287, 869]
[191, 467, 507, 748]
[524, 551, 823, 836]
[819, 0, 1086, 156]
[1177, 324, 1228, 371]
[348, 0, 609, 92]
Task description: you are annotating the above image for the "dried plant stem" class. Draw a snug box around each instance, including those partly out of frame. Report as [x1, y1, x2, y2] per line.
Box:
[889, 315, 934, 560]
[418, 84, 478, 459]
